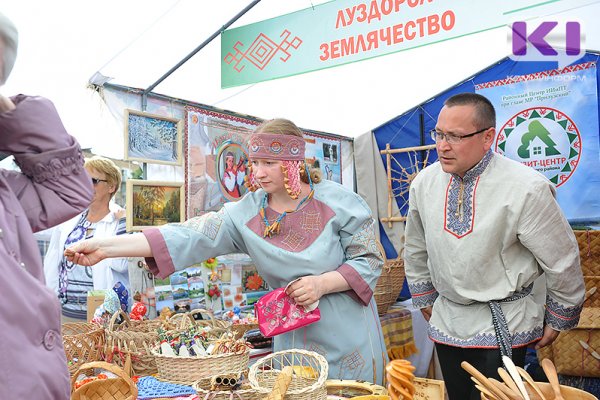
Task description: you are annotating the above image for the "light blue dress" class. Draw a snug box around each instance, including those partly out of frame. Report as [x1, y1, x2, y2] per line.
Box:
[144, 180, 387, 384]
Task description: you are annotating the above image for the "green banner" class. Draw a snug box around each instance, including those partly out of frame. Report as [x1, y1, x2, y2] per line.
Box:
[221, 0, 593, 88]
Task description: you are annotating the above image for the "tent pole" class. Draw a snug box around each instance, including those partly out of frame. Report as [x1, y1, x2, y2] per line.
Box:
[141, 0, 262, 110]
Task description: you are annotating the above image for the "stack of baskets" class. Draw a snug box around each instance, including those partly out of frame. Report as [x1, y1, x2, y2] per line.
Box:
[537, 229, 600, 377]
[374, 241, 405, 316]
[62, 322, 105, 376]
[104, 310, 161, 376]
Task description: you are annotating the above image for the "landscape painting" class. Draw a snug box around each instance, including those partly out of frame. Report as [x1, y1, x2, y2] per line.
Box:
[126, 180, 184, 231]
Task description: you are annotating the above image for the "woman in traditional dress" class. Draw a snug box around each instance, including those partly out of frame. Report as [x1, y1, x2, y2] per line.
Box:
[65, 118, 387, 383]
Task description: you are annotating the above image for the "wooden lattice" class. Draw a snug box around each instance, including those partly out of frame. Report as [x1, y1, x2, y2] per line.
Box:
[380, 143, 436, 227]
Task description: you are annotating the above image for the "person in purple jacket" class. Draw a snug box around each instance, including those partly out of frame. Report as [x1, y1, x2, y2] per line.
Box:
[0, 12, 94, 399]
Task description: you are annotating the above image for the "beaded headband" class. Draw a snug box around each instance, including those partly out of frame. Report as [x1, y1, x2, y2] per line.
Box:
[247, 133, 305, 161]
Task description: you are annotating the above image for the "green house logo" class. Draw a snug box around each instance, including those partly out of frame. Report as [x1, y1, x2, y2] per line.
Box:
[495, 107, 581, 187]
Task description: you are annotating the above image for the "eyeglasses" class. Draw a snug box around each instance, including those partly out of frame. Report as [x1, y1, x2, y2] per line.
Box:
[430, 127, 492, 144]
[91, 178, 108, 185]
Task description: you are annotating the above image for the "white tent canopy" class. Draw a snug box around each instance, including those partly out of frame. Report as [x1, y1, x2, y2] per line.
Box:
[3, 1, 600, 159]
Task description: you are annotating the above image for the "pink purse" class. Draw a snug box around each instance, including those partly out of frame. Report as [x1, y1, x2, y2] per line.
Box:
[255, 287, 321, 337]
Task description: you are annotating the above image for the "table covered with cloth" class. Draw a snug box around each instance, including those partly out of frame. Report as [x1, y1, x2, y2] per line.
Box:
[379, 305, 417, 360]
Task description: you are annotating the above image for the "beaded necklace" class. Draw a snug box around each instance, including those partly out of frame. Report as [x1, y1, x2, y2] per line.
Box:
[259, 164, 314, 238]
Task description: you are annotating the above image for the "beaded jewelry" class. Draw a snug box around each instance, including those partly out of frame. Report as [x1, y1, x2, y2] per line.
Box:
[244, 163, 261, 192]
[282, 160, 303, 199]
[259, 164, 314, 237]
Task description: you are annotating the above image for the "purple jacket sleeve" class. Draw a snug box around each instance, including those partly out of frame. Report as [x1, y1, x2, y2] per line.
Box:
[0, 95, 93, 231]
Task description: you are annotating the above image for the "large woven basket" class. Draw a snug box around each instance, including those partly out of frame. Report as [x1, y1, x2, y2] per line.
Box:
[105, 310, 160, 376]
[71, 361, 137, 400]
[192, 377, 262, 400]
[62, 322, 105, 376]
[249, 349, 329, 400]
[536, 272, 600, 377]
[575, 229, 600, 276]
[152, 345, 250, 385]
[374, 241, 405, 316]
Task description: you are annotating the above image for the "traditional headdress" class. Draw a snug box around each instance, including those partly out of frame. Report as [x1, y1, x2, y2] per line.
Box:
[245, 133, 306, 199]
[245, 132, 314, 237]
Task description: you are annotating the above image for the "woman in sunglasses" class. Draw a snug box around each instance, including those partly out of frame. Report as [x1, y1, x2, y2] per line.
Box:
[44, 156, 130, 321]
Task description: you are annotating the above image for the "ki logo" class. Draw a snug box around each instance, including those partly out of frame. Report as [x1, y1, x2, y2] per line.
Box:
[508, 20, 585, 68]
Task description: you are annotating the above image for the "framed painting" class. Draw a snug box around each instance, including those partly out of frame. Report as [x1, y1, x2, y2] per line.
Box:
[126, 179, 185, 232]
[216, 141, 249, 202]
[124, 109, 183, 166]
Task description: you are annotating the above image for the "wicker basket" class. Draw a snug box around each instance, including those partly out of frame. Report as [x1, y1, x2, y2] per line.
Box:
[374, 241, 405, 316]
[537, 319, 600, 378]
[169, 309, 232, 338]
[71, 361, 137, 400]
[62, 322, 105, 376]
[538, 231, 600, 378]
[104, 310, 160, 376]
[152, 345, 250, 385]
[193, 377, 262, 400]
[249, 349, 329, 400]
[575, 230, 600, 276]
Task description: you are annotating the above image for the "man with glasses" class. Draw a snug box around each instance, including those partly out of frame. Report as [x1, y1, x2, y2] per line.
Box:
[403, 92, 585, 400]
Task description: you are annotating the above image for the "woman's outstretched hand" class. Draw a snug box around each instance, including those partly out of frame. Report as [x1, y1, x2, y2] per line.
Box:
[64, 239, 106, 266]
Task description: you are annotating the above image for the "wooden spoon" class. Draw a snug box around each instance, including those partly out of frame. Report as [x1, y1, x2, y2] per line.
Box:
[497, 367, 524, 399]
[462, 361, 511, 400]
[489, 377, 522, 400]
[516, 366, 548, 400]
[540, 358, 565, 400]
[476, 382, 502, 400]
[502, 356, 531, 400]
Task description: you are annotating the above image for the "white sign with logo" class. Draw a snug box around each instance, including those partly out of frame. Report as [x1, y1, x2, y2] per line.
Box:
[476, 62, 600, 223]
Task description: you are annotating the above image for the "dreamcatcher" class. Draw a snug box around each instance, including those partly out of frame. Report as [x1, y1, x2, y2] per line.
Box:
[380, 143, 437, 227]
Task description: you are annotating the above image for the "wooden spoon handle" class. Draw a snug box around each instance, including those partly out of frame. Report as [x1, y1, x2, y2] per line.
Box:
[540, 358, 565, 400]
[516, 366, 547, 400]
[462, 361, 511, 400]
[497, 367, 523, 398]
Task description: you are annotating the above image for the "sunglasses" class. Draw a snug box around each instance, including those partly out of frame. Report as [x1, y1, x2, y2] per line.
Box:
[91, 178, 108, 185]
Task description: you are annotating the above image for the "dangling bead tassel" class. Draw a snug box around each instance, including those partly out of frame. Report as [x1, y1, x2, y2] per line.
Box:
[282, 161, 302, 199]
[264, 220, 282, 237]
[244, 163, 260, 192]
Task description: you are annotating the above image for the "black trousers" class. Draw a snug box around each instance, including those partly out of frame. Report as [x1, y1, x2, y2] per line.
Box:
[435, 343, 527, 400]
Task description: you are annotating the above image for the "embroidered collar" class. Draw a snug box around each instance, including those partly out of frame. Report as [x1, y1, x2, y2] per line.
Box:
[451, 150, 494, 182]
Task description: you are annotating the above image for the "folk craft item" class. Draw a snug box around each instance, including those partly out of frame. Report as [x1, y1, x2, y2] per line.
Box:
[264, 366, 293, 400]
[385, 359, 415, 400]
[249, 349, 329, 400]
[463, 359, 598, 400]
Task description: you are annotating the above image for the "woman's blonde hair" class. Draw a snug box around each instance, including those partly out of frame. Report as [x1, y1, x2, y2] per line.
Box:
[254, 118, 322, 184]
[85, 156, 121, 198]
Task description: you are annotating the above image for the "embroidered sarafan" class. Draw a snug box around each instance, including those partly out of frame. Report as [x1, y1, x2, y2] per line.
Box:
[246, 197, 335, 252]
[143, 179, 387, 384]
